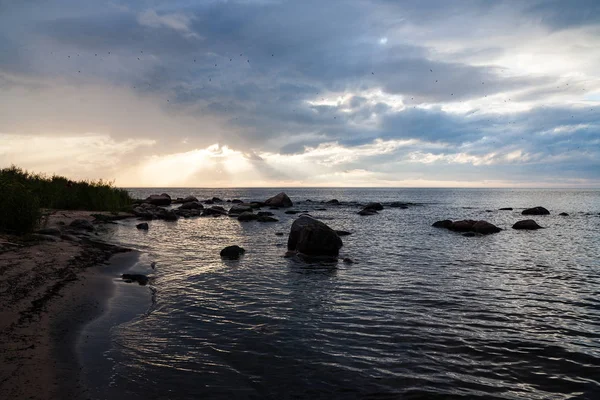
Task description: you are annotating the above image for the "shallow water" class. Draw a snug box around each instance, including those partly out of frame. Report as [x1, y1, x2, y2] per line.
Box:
[88, 188, 600, 399]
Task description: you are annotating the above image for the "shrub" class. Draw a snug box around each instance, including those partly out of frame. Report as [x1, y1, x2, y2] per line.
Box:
[0, 165, 132, 234]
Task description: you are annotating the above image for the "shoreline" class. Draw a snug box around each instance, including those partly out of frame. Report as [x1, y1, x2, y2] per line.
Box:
[0, 211, 142, 400]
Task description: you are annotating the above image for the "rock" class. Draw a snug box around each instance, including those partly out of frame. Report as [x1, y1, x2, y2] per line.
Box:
[326, 199, 340, 205]
[390, 202, 408, 208]
[204, 199, 214, 204]
[249, 202, 265, 209]
[343, 258, 354, 264]
[220, 245, 245, 260]
[122, 274, 149, 285]
[36, 228, 61, 236]
[201, 207, 227, 217]
[432, 220, 453, 229]
[275, 232, 284, 236]
[182, 195, 198, 203]
[513, 220, 544, 230]
[237, 212, 258, 222]
[231, 199, 243, 204]
[257, 216, 278, 222]
[229, 205, 253, 215]
[364, 202, 383, 211]
[145, 194, 171, 206]
[472, 220, 502, 234]
[287, 215, 343, 257]
[434, 219, 501, 234]
[212, 197, 223, 203]
[316, 208, 327, 211]
[264, 192, 293, 208]
[156, 208, 178, 221]
[499, 207, 513, 211]
[69, 219, 94, 231]
[449, 220, 477, 232]
[284, 250, 296, 258]
[335, 230, 352, 236]
[257, 211, 274, 217]
[522, 206, 550, 215]
[136, 223, 149, 230]
[559, 212, 569, 216]
[358, 208, 378, 216]
[180, 201, 204, 210]
[285, 210, 300, 215]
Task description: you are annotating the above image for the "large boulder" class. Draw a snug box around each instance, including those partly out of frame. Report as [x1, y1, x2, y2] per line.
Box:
[522, 206, 550, 215]
[264, 192, 293, 208]
[220, 245, 245, 260]
[145, 194, 171, 206]
[364, 202, 383, 211]
[287, 215, 343, 257]
[513, 220, 544, 230]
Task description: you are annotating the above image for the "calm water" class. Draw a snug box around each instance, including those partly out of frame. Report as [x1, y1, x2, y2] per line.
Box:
[82, 189, 600, 399]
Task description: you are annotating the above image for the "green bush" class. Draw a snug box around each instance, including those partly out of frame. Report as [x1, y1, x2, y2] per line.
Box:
[0, 179, 41, 234]
[0, 165, 133, 234]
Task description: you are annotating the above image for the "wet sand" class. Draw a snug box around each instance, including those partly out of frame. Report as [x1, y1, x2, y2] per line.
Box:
[0, 211, 135, 400]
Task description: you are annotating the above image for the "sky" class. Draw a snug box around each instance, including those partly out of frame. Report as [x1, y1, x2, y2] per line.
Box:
[0, 0, 599, 188]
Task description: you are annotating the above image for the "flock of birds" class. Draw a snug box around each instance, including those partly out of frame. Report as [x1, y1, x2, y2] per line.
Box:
[48, 47, 596, 149]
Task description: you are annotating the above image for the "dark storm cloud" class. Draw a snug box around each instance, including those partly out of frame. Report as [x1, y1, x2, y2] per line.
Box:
[1, 0, 599, 185]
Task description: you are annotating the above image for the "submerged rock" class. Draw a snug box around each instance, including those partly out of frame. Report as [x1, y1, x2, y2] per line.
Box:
[257, 211, 274, 217]
[257, 216, 278, 222]
[499, 207, 513, 211]
[237, 212, 258, 222]
[364, 202, 383, 211]
[136, 222, 149, 230]
[389, 202, 409, 208]
[559, 212, 569, 216]
[326, 199, 340, 205]
[264, 192, 293, 208]
[512, 220, 544, 230]
[432, 220, 453, 229]
[358, 208, 378, 216]
[220, 245, 245, 260]
[343, 258, 354, 264]
[335, 230, 352, 236]
[522, 206, 550, 215]
[285, 210, 300, 215]
[287, 215, 343, 257]
[201, 207, 228, 217]
[231, 199, 243, 204]
[122, 274, 149, 285]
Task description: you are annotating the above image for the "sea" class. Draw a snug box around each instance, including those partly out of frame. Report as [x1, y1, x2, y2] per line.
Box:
[78, 188, 600, 399]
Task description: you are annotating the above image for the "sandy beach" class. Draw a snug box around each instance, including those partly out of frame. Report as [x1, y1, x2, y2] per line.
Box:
[0, 210, 135, 400]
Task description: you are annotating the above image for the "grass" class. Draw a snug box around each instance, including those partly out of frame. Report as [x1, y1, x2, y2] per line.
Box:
[0, 165, 132, 234]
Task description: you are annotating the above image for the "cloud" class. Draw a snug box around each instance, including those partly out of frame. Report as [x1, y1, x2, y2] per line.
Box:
[0, 0, 599, 186]
[137, 9, 200, 39]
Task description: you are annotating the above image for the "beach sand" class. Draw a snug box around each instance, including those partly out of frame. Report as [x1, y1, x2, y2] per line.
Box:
[0, 211, 135, 400]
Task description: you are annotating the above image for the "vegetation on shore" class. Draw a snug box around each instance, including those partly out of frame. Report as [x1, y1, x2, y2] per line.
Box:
[0, 165, 132, 234]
